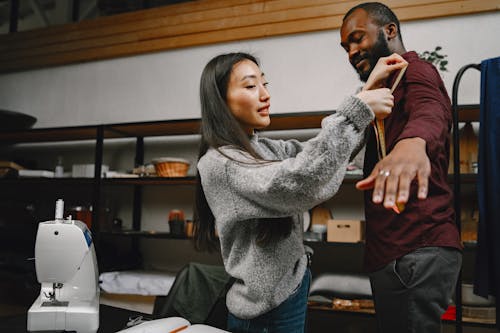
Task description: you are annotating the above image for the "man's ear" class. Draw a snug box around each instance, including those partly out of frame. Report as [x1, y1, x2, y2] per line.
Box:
[385, 22, 398, 41]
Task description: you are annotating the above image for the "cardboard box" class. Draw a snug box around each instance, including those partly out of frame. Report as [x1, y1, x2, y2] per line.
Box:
[327, 220, 365, 243]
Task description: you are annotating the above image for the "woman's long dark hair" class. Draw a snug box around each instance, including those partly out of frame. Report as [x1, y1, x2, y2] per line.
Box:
[193, 52, 293, 251]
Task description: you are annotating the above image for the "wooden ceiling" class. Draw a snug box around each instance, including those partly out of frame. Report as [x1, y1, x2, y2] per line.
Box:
[0, 0, 498, 73]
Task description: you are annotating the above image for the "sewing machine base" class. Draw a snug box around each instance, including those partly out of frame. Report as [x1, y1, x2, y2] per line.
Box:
[27, 296, 99, 333]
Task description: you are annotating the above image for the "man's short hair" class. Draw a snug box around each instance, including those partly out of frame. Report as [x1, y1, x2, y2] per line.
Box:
[343, 2, 402, 41]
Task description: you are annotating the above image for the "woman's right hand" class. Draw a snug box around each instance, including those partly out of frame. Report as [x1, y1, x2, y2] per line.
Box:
[363, 53, 408, 91]
[356, 88, 394, 120]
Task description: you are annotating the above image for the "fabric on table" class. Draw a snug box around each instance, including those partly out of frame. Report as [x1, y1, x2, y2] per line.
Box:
[308, 272, 372, 300]
[99, 270, 176, 296]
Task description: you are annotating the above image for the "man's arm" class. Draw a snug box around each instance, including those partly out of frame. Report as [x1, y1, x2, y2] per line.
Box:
[356, 58, 449, 209]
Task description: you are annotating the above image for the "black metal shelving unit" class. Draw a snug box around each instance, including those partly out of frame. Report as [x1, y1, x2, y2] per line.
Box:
[0, 111, 335, 243]
[0, 106, 483, 243]
[2, 105, 495, 330]
[451, 63, 483, 333]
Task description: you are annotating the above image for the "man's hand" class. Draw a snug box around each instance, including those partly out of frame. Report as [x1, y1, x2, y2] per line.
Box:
[356, 137, 430, 209]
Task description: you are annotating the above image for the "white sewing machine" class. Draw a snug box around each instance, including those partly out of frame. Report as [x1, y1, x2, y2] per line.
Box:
[28, 199, 99, 333]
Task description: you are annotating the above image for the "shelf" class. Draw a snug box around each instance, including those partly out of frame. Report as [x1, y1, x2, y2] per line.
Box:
[341, 174, 363, 183]
[339, 173, 477, 185]
[308, 305, 497, 328]
[456, 104, 480, 123]
[444, 310, 497, 328]
[0, 177, 95, 185]
[463, 241, 478, 249]
[0, 105, 479, 144]
[0, 111, 334, 144]
[305, 241, 365, 248]
[449, 173, 477, 184]
[308, 304, 374, 316]
[0, 173, 475, 187]
[102, 176, 196, 186]
[445, 317, 497, 328]
[101, 230, 190, 239]
[101, 232, 366, 245]
[0, 125, 103, 143]
[104, 111, 335, 137]
[84, 174, 358, 186]
[106, 119, 200, 138]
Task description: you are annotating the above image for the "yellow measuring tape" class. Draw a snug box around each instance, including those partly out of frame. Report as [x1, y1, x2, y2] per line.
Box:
[375, 65, 407, 159]
[375, 65, 407, 213]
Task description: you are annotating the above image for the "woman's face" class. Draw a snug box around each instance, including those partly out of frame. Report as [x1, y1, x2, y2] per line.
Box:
[226, 59, 271, 134]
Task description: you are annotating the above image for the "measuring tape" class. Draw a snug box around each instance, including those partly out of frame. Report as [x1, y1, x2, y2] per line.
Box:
[375, 65, 407, 159]
[374, 65, 408, 214]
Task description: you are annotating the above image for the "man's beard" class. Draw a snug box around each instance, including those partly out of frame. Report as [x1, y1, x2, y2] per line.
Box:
[352, 29, 392, 82]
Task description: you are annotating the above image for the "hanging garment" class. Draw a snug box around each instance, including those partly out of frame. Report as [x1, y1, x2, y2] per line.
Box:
[475, 56, 500, 330]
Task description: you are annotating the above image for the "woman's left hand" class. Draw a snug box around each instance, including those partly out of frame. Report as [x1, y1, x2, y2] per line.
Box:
[363, 53, 408, 91]
[356, 88, 393, 120]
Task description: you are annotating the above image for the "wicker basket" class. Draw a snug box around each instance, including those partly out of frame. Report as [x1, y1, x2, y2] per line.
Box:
[152, 157, 190, 177]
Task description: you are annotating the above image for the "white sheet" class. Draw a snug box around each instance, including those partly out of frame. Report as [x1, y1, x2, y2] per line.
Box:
[99, 270, 176, 296]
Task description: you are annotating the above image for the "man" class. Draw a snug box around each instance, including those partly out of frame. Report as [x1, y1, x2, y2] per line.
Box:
[340, 3, 462, 333]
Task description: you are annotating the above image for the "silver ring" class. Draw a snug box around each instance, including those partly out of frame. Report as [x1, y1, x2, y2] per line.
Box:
[379, 170, 390, 177]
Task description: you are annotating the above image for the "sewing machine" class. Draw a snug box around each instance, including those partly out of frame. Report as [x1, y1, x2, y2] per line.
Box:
[28, 199, 99, 333]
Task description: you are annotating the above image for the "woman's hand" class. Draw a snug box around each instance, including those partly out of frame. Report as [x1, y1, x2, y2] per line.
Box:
[363, 53, 408, 91]
[356, 88, 393, 120]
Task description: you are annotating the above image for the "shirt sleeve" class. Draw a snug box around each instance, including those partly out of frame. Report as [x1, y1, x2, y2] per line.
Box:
[396, 61, 452, 158]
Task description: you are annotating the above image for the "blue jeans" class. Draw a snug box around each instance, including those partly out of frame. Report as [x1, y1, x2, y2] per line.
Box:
[369, 247, 462, 333]
[227, 268, 311, 333]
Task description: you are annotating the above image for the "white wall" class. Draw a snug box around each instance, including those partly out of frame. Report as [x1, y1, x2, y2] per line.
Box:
[0, 11, 498, 128]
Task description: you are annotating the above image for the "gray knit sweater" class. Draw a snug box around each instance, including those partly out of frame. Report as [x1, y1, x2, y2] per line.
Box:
[197, 95, 373, 319]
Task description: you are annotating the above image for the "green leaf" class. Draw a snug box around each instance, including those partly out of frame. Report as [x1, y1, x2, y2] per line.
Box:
[418, 45, 448, 72]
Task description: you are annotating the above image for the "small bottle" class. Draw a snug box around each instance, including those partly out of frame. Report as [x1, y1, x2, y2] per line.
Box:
[55, 156, 64, 178]
[55, 199, 64, 221]
[168, 209, 185, 238]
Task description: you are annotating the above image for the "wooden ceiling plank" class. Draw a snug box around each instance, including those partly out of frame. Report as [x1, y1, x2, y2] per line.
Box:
[0, 0, 472, 54]
[0, 0, 452, 60]
[1, 2, 351, 60]
[0, 0, 264, 42]
[0, 0, 497, 73]
[0, 2, 267, 52]
[0, 0, 446, 51]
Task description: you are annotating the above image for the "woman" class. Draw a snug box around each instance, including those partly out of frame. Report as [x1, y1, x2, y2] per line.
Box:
[193, 52, 404, 332]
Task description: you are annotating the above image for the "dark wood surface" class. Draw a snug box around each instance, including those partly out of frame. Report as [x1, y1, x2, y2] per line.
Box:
[0, 106, 478, 144]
